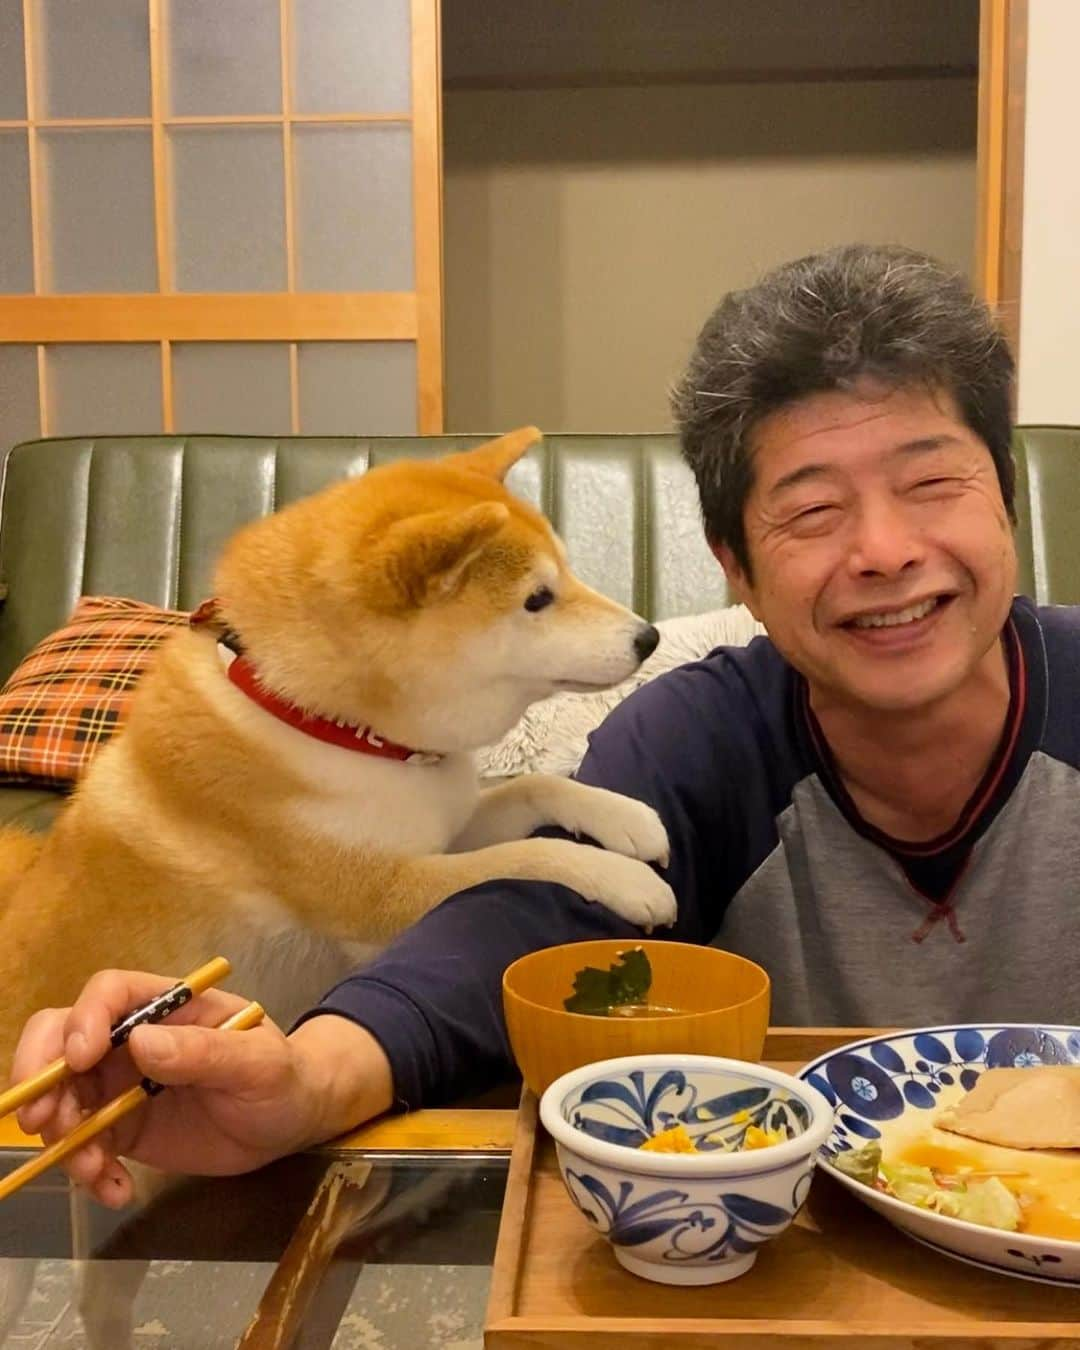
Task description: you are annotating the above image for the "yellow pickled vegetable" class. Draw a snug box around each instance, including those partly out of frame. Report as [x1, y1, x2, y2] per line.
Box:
[639, 1123, 699, 1154]
[743, 1125, 786, 1150]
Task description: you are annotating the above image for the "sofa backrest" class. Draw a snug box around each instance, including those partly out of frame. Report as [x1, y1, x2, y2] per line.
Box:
[0, 434, 726, 683]
[0, 426, 1076, 684]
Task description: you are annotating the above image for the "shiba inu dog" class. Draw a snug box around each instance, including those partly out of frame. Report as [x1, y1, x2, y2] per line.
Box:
[0, 427, 676, 1069]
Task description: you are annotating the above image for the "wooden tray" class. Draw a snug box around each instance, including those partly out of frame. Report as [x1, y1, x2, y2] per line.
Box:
[484, 1032, 1080, 1349]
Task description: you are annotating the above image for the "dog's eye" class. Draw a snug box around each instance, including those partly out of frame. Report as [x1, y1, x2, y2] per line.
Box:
[524, 586, 555, 613]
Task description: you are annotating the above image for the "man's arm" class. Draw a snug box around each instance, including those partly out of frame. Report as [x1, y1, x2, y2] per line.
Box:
[293, 674, 721, 1109]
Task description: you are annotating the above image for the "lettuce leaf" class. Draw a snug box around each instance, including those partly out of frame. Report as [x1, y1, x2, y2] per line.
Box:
[830, 1141, 882, 1187]
[934, 1176, 1022, 1231]
[828, 1141, 1022, 1233]
[880, 1161, 940, 1209]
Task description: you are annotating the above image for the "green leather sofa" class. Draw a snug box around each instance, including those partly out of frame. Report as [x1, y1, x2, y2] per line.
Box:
[1, 426, 1078, 833]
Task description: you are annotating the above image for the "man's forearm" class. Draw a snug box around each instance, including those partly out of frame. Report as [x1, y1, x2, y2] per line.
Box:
[306, 877, 640, 1109]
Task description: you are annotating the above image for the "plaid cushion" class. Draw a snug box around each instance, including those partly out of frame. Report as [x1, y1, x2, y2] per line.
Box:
[0, 596, 190, 787]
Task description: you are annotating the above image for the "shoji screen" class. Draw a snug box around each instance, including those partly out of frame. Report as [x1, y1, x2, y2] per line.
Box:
[0, 0, 443, 449]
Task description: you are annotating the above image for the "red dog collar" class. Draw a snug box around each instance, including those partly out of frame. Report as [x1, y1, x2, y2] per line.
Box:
[192, 599, 441, 764]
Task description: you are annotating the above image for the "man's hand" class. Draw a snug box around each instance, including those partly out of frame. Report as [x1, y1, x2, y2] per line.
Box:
[11, 969, 394, 1207]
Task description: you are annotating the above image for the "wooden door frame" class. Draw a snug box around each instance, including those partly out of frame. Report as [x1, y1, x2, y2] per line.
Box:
[976, 0, 1027, 367]
[412, 0, 444, 433]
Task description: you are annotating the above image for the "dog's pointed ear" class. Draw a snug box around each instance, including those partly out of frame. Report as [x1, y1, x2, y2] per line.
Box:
[442, 426, 541, 483]
[376, 501, 510, 608]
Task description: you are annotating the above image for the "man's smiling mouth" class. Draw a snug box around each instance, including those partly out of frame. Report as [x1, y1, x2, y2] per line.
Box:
[842, 595, 954, 630]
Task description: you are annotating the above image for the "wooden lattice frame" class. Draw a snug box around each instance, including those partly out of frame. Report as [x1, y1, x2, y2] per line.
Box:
[0, 0, 444, 434]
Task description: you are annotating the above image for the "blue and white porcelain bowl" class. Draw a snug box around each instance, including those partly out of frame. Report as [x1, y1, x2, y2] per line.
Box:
[799, 1024, 1080, 1287]
[538, 1053, 834, 1285]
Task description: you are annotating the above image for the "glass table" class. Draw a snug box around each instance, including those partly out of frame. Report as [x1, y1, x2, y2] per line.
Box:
[0, 1144, 510, 1349]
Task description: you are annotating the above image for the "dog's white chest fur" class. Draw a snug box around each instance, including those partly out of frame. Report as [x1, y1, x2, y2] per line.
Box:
[287, 748, 480, 854]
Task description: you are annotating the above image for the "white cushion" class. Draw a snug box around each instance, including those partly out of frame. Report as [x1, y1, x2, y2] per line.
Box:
[477, 605, 766, 779]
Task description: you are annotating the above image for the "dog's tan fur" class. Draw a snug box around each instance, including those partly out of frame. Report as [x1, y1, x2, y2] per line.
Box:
[0, 429, 675, 1072]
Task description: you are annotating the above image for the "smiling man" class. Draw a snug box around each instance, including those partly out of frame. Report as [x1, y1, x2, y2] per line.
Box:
[14, 244, 1080, 1203]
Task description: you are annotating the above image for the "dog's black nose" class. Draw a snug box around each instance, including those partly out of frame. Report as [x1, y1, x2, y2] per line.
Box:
[634, 624, 660, 663]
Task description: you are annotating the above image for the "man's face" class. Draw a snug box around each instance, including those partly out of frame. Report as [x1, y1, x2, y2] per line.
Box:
[718, 382, 1017, 714]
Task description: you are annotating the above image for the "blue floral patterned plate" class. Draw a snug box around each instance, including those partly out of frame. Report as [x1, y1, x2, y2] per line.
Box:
[798, 1024, 1080, 1286]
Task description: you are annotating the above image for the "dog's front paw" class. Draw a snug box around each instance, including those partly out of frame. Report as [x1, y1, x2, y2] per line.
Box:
[577, 851, 678, 932]
[562, 786, 671, 867]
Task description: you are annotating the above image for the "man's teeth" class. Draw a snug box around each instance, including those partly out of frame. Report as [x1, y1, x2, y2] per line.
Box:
[851, 598, 938, 629]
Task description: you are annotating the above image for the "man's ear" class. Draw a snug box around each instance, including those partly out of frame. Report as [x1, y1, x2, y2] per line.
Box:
[373, 502, 510, 608]
[442, 426, 541, 483]
[711, 540, 762, 621]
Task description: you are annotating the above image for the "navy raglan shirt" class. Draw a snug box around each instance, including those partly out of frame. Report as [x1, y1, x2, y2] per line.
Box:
[296, 597, 1080, 1108]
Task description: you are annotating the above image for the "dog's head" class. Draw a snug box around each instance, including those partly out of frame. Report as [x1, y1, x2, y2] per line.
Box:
[210, 429, 660, 752]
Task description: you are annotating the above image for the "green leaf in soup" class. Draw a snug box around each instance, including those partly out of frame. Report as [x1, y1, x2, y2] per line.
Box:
[562, 964, 619, 1016]
[563, 947, 653, 1015]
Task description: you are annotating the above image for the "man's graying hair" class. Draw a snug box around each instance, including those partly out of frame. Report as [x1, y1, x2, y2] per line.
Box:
[671, 243, 1016, 576]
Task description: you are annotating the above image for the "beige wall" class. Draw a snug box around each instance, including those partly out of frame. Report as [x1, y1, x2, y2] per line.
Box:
[444, 79, 976, 433]
[1016, 0, 1080, 424]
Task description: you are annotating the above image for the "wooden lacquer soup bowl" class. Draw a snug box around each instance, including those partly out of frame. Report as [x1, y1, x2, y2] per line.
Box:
[503, 939, 771, 1097]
